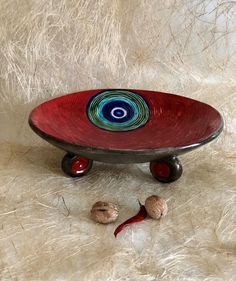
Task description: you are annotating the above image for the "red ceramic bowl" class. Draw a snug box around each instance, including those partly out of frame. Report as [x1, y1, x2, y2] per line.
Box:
[29, 89, 223, 182]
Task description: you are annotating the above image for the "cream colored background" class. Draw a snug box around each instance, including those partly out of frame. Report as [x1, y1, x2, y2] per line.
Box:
[0, 1, 236, 280]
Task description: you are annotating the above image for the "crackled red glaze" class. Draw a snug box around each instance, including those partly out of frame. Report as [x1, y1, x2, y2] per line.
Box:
[30, 89, 222, 150]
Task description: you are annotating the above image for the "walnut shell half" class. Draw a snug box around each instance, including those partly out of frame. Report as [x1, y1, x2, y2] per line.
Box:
[90, 201, 119, 224]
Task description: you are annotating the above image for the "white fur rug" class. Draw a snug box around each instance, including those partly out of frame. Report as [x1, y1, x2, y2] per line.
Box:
[0, 1, 236, 280]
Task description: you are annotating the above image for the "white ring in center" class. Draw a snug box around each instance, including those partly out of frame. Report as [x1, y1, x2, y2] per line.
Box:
[111, 107, 127, 119]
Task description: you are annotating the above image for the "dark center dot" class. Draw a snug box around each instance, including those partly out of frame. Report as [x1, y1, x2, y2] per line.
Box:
[114, 109, 124, 117]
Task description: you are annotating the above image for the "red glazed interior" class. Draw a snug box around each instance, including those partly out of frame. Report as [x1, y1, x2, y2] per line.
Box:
[30, 89, 223, 150]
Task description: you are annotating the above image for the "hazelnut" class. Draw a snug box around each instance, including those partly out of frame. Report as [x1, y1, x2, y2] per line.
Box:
[90, 201, 119, 224]
[145, 195, 168, 219]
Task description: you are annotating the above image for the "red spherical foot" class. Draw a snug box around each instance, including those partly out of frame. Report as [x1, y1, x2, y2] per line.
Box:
[150, 157, 182, 183]
[61, 153, 93, 177]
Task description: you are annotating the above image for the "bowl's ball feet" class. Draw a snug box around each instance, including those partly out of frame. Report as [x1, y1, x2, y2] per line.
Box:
[61, 153, 93, 177]
[150, 156, 182, 183]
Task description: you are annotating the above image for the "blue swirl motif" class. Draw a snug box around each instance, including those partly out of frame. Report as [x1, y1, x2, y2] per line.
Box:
[87, 90, 150, 131]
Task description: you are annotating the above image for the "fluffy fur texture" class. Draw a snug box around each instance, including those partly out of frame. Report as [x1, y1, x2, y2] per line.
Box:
[0, 0, 236, 280]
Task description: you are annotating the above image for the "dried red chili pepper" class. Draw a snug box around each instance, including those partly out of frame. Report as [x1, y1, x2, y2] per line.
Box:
[114, 201, 147, 237]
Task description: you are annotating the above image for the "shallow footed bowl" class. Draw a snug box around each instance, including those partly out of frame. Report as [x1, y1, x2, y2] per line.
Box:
[29, 89, 223, 182]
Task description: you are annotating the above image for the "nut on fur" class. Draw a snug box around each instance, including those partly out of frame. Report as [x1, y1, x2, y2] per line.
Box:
[145, 195, 168, 219]
[90, 201, 119, 224]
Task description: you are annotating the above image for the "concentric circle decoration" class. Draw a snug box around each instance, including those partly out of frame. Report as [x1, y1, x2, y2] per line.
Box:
[87, 90, 150, 131]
